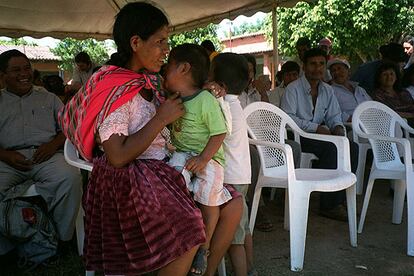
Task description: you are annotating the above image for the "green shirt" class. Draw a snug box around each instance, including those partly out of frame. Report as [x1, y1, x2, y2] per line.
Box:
[171, 90, 227, 165]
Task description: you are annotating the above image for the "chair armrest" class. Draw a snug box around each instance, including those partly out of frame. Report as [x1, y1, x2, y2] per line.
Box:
[298, 131, 351, 172]
[356, 133, 413, 169]
[249, 138, 296, 182]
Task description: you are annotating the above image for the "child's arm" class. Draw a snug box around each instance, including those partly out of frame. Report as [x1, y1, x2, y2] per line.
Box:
[185, 133, 226, 174]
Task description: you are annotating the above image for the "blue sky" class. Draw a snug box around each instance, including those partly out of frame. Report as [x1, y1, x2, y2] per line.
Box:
[0, 11, 266, 48]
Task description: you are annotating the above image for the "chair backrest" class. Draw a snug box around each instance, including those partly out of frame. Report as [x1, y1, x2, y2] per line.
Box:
[64, 140, 93, 172]
[243, 102, 298, 178]
[352, 101, 405, 170]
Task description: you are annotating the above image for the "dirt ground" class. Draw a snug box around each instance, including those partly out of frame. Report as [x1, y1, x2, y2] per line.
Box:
[1, 180, 413, 276]
[251, 182, 414, 275]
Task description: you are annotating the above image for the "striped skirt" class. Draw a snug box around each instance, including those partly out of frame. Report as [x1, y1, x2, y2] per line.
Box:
[83, 156, 206, 275]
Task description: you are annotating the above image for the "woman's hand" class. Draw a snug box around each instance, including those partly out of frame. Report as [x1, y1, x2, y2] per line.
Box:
[156, 92, 185, 125]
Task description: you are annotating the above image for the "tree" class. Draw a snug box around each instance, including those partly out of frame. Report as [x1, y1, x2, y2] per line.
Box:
[169, 23, 222, 50]
[0, 38, 37, 46]
[228, 18, 266, 37]
[51, 38, 109, 72]
[264, 1, 414, 63]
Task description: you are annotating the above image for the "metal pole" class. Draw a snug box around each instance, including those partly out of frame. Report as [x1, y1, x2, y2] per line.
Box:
[271, 2, 279, 89]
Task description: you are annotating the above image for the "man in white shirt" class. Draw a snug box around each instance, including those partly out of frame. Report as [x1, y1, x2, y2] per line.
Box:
[328, 58, 371, 123]
[65, 52, 97, 93]
[281, 48, 358, 221]
[268, 61, 300, 107]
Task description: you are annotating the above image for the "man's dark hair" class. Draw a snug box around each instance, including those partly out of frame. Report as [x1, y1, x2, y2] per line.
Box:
[380, 42, 406, 63]
[242, 53, 257, 77]
[169, 43, 210, 88]
[296, 37, 311, 49]
[303, 48, 327, 64]
[74, 51, 92, 65]
[211, 53, 249, 95]
[201, 40, 216, 53]
[281, 61, 300, 75]
[0, 49, 30, 73]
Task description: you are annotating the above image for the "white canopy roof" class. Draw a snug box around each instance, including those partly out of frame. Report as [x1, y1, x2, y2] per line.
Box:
[0, 0, 307, 40]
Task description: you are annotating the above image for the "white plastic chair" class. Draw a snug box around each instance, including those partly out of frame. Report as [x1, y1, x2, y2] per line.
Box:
[21, 141, 86, 258]
[244, 102, 357, 271]
[63, 140, 95, 276]
[352, 101, 414, 256]
[347, 121, 372, 196]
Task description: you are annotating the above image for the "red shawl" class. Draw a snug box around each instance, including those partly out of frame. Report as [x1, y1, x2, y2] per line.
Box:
[58, 65, 164, 161]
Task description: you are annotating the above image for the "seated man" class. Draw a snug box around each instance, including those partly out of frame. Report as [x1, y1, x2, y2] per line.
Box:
[64, 51, 97, 93]
[281, 48, 358, 221]
[0, 50, 82, 253]
[268, 61, 300, 107]
[328, 58, 371, 123]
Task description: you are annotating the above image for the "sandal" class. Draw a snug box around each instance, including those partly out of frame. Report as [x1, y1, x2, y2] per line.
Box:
[188, 248, 210, 276]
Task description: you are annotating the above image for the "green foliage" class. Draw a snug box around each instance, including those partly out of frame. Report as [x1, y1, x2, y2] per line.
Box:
[0, 38, 37, 46]
[50, 38, 109, 72]
[230, 18, 266, 37]
[264, 0, 414, 63]
[169, 23, 222, 50]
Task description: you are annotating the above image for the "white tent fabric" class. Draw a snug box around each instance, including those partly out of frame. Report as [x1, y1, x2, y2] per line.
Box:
[0, 0, 306, 40]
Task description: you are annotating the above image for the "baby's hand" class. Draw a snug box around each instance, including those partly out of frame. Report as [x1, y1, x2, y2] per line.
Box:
[185, 155, 208, 174]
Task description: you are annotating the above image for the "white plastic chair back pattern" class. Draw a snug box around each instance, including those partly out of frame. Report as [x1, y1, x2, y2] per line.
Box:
[356, 105, 402, 171]
[353, 101, 413, 257]
[244, 102, 288, 179]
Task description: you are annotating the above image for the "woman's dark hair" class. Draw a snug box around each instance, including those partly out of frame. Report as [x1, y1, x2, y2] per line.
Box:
[402, 63, 414, 88]
[168, 43, 210, 88]
[108, 2, 169, 67]
[303, 48, 327, 64]
[212, 53, 249, 95]
[403, 36, 414, 46]
[374, 61, 402, 91]
[0, 49, 30, 73]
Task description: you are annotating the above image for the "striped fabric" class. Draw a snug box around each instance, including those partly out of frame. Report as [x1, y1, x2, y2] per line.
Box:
[58, 65, 164, 161]
[84, 156, 206, 274]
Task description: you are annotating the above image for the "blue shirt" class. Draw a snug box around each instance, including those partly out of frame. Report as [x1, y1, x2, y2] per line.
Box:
[280, 75, 343, 133]
[331, 81, 371, 122]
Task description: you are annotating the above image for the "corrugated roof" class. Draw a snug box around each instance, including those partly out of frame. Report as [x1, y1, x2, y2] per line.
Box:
[222, 41, 273, 54]
[0, 45, 59, 61]
[221, 31, 265, 42]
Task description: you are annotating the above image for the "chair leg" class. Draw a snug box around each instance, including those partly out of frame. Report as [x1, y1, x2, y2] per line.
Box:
[76, 206, 85, 256]
[356, 146, 368, 195]
[283, 188, 289, 231]
[249, 185, 262, 234]
[289, 190, 310, 272]
[346, 185, 357, 247]
[392, 179, 406, 225]
[407, 179, 414, 256]
[358, 178, 375, 233]
[217, 258, 226, 276]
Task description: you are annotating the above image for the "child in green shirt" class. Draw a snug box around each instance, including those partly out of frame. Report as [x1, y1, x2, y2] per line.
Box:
[164, 43, 230, 275]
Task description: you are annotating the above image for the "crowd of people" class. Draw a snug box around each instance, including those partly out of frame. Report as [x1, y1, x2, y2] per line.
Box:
[1, 1, 414, 275]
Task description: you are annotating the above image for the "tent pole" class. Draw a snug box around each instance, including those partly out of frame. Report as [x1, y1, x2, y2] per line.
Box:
[271, 2, 279, 89]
